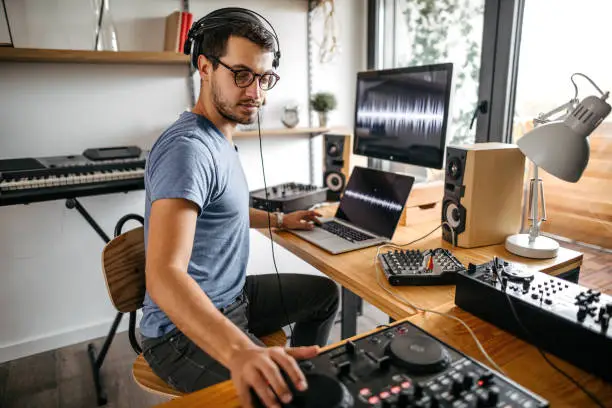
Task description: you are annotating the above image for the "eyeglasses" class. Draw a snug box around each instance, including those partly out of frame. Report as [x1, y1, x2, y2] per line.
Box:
[206, 55, 280, 91]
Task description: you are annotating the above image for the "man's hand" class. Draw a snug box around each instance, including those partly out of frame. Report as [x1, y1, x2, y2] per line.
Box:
[229, 345, 319, 408]
[281, 210, 322, 230]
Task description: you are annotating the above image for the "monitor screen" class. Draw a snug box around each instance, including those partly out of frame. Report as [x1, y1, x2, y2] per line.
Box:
[335, 166, 414, 239]
[353, 63, 453, 169]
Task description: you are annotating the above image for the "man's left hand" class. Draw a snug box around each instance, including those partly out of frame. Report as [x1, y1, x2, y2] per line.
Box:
[281, 210, 323, 230]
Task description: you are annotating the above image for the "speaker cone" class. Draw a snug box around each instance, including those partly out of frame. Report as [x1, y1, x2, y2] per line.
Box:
[446, 157, 462, 180]
[324, 171, 345, 192]
[444, 201, 461, 229]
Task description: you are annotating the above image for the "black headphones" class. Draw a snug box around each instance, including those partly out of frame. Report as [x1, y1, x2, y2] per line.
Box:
[183, 7, 282, 71]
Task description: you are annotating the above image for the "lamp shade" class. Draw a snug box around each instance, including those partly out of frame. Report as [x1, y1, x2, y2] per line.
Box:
[516, 121, 589, 182]
[517, 95, 611, 183]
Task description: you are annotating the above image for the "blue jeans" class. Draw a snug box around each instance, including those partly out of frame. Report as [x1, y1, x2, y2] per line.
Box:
[141, 273, 340, 393]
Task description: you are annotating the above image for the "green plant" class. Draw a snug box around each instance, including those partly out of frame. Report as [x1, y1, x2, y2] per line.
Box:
[310, 92, 337, 112]
[401, 0, 484, 145]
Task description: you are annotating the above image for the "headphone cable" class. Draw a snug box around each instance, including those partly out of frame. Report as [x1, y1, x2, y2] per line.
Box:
[256, 110, 295, 343]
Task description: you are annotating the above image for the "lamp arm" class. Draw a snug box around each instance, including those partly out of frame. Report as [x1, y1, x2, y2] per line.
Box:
[533, 99, 578, 125]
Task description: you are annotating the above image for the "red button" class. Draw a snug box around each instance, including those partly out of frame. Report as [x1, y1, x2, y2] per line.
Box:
[391, 386, 401, 394]
[380, 391, 390, 399]
[401, 381, 411, 389]
[360, 388, 372, 397]
[368, 396, 380, 404]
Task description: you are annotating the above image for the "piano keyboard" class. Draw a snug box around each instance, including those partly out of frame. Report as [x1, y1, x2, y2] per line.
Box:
[0, 168, 144, 191]
[0, 150, 147, 206]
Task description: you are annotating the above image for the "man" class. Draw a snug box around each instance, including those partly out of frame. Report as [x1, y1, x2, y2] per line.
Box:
[139, 7, 340, 408]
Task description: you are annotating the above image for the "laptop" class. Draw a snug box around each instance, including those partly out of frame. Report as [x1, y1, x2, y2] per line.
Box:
[289, 166, 415, 254]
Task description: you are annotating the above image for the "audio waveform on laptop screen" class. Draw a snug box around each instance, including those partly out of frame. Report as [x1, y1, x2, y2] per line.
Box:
[356, 92, 445, 139]
[344, 190, 403, 213]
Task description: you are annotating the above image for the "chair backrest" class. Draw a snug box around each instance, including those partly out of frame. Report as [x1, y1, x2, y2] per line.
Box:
[101, 226, 146, 313]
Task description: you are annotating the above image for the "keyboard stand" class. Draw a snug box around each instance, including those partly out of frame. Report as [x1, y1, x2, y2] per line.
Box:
[66, 198, 139, 406]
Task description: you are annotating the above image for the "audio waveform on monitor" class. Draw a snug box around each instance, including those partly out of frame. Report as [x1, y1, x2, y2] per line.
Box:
[356, 92, 445, 139]
[344, 190, 403, 212]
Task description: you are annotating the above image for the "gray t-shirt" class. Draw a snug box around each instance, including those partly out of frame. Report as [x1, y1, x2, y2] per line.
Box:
[140, 111, 250, 339]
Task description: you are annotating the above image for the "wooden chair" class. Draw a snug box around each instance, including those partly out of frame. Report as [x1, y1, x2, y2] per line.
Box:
[100, 216, 287, 400]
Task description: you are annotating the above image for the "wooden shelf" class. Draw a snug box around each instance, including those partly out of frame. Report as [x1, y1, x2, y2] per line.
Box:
[234, 127, 332, 138]
[0, 47, 190, 65]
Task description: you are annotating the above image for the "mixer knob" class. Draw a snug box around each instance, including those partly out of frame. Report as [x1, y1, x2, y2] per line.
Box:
[601, 314, 610, 331]
[477, 393, 490, 408]
[451, 378, 464, 397]
[463, 373, 476, 389]
[413, 383, 424, 400]
[397, 389, 414, 408]
[577, 305, 588, 322]
[345, 340, 356, 355]
[377, 355, 392, 371]
[467, 263, 477, 275]
[487, 388, 500, 406]
[337, 360, 351, 377]
[479, 371, 494, 387]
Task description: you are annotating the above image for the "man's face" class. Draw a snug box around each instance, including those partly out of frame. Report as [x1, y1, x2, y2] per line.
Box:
[204, 36, 275, 125]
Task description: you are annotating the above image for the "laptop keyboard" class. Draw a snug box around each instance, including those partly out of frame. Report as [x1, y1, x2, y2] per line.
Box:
[320, 221, 374, 242]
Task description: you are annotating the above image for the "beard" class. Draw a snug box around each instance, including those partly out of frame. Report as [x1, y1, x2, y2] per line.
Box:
[211, 78, 259, 125]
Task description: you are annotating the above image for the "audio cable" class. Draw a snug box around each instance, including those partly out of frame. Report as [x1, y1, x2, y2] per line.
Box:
[490, 261, 606, 408]
[373, 223, 505, 375]
[256, 110, 295, 342]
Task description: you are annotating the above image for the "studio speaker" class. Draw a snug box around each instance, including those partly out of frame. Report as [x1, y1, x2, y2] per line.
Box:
[323, 134, 351, 201]
[442, 143, 525, 248]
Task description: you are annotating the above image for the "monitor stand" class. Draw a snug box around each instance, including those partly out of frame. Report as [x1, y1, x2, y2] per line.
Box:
[368, 157, 429, 184]
[368, 158, 443, 226]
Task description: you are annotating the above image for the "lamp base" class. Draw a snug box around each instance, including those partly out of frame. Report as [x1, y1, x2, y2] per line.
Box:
[505, 234, 559, 259]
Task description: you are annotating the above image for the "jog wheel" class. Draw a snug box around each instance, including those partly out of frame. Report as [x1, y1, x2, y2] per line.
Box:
[501, 265, 535, 282]
[386, 334, 451, 374]
[252, 372, 354, 408]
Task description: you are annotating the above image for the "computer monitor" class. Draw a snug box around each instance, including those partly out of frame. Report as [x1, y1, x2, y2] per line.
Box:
[353, 63, 454, 170]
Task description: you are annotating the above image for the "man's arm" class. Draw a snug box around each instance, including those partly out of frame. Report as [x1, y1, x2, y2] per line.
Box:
[146, 198, 254, 368]
[249, 207, 322, 230]
[146, 198, 317, 408]
[249, 207, 280, 229]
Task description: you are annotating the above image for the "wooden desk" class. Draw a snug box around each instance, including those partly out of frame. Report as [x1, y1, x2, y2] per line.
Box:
[154, 205, 591, 408]
[155, 312, 612, 408]
[260, 204, 583, 338]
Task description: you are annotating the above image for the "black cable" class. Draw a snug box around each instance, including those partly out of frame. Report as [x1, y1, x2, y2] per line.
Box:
[257, 110, 295, 342]
[1, 0, 14, 46]
[491, 259, 605, 408]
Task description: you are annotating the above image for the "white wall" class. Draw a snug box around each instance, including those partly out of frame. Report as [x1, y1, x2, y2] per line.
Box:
[0, 0, 366, 362]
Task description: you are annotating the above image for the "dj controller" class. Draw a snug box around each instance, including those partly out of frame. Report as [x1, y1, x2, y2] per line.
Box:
[250, 182, 328, 213]
[455, 257, 612, 383]
[252, 320, 548, 408]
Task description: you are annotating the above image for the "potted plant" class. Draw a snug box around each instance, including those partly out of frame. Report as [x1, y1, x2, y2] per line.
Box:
[310, 91, 337, 127]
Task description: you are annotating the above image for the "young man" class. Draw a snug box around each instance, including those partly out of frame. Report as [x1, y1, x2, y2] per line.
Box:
[140, 7, 340, 408]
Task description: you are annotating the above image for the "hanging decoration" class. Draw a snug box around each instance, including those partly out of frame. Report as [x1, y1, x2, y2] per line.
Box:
[310, 0, 340, 64]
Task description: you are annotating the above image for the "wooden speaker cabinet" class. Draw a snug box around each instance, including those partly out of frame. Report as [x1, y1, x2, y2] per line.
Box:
[323, 133, 352, 201]
[442, 143, 525, 248]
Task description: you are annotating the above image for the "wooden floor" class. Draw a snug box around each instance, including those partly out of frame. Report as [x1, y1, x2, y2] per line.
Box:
[1, 241, 610, 408]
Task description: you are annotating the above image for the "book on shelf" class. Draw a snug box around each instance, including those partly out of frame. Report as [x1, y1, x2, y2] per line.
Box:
[164, 10, 193, 53]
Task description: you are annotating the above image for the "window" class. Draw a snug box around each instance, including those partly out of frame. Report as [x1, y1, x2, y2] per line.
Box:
[378, 0, 486, 147]
[511, 0, 612, 249]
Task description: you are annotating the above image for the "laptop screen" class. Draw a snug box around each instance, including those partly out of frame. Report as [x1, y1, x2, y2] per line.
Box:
[335, 167, 415, 239]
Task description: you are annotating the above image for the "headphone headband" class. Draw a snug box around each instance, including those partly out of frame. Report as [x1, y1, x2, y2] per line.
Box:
[184, 7, 281, 70]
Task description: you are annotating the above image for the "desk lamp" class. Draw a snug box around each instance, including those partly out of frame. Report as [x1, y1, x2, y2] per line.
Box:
[505, 73, 611, 259]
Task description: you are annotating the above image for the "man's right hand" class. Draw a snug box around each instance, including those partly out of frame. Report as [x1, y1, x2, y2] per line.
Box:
[228, 345, 319, 408]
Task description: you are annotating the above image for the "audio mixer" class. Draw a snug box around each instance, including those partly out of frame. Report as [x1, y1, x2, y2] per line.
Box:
[455, 257, 612, 382]
[252, 319, 548, 407]
[379, 248, 466, 286]
[250, 182, 328, 213]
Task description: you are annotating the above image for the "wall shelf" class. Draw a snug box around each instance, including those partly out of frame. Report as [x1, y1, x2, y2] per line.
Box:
[0, 47, 190, 65]
[234, 127, 331, 138]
